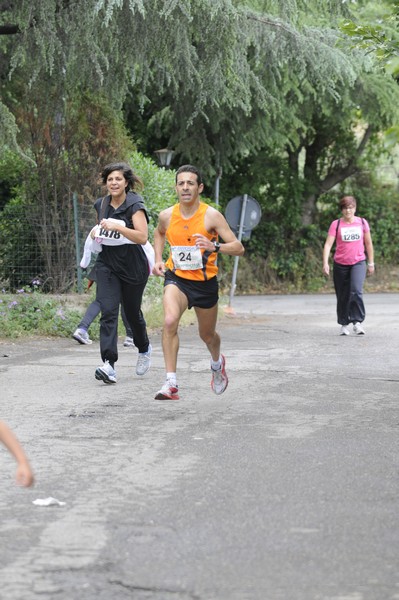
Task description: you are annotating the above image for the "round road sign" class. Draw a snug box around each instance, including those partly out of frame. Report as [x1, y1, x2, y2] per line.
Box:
[225, 195, 261, 237]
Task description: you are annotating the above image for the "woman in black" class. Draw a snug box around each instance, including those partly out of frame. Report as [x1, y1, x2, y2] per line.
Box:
[94, 162, 151, 384]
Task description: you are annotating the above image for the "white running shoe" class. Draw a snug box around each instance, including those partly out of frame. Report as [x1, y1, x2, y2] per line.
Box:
[353, 322, 365, 335]
[95, 360, 117, 384]
[136, 344, 152, 376]
[340, 326, 350, 336]
[123, 336, 134, 347]
[154, 380, 179, 400]
[73, 328, 92, 345]
[211, 354, 229, 395]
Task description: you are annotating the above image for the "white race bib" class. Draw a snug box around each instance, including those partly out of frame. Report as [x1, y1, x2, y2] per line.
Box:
[81, 220, 155, 274]
[94, 220, 133, 246]
[171, 245, 203, 270]
[341, 226, 361, 242]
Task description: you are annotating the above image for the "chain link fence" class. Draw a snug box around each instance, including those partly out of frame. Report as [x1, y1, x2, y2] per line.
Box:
[0, 195, 97, 293]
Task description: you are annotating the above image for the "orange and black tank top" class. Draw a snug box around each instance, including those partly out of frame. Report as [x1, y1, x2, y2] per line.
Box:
[165, 202, 218, 281]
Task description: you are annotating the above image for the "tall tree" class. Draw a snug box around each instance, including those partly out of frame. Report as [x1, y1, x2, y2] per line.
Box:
[124, 0, 399, 227]
[1, 0, 368, 169]
[1, 0, 398, 290]
[124, 0, 361, 178]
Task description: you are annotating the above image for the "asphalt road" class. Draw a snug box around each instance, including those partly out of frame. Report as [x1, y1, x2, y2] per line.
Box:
[1, 293, 399, 600]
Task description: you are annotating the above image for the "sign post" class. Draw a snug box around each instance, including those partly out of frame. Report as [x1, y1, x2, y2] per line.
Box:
[224, 194, 261, 310]
[228, 194, 248, 308]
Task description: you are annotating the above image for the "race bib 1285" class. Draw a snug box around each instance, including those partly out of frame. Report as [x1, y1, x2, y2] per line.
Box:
[341, 226, 361, 242]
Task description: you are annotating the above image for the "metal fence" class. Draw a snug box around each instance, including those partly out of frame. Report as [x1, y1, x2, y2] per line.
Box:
[0, 195, 97, 293]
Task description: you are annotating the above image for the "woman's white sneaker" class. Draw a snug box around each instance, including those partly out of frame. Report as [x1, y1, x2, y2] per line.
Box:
[73, 328, 92, 344]
[95, 360, 117, 383]
[136, 344, 152, 376]
[353, 322, 365, 335]
[340, 326, 350, 336]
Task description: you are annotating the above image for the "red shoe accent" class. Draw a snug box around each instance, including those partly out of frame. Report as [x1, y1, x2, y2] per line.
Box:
[211, 354, 228, 395]
[154, 382, 179, 400]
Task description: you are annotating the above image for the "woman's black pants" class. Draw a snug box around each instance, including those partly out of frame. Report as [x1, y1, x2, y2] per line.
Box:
[96, 263, 149, 366]
[78, 295, 133, 338]
[333, 260, 367, 326]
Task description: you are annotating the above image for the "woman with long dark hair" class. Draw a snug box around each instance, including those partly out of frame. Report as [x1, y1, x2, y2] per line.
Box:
[93, 161, 152, 383]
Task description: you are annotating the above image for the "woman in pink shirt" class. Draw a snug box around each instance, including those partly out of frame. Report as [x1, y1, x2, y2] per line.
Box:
[323, 196, 375, 335]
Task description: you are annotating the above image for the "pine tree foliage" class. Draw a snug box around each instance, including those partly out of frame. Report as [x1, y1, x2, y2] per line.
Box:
[0, 102, 33, 164]
[123, 0, 365, 171]
[0, 0, 398, 239]
[0, 0, 373, 160]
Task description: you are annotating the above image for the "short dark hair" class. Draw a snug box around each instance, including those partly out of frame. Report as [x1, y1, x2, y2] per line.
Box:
[339, 195, 357, 210]
[101, 162, 143, 192]
[175, 164, 203, 186]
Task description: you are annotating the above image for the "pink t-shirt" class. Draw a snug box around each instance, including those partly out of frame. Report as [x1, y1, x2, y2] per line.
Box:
[328, 217, 370, 265]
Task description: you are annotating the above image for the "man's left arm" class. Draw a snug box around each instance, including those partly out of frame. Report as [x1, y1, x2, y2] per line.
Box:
[195, 208, 245, 256]
[364, 231, 375, 273]
[212, 209, 245, 256]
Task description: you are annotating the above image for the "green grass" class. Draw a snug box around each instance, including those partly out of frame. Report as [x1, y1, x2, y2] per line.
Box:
[0, 278, 198, 340]
[0, 288, 84, 339]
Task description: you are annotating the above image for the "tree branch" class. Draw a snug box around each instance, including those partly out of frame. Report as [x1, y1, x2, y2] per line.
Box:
[246, 14, 297, 36]
[0, 24, 20, 35]
[301, 125, 374, 226]
[319, 124, 374, 192]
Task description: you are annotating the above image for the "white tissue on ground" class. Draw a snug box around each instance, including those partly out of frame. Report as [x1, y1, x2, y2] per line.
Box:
[32, 497, 66, 506]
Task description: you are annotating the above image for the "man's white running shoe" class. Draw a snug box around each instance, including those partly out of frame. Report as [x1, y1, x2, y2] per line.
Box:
[73, 328, 92, 345]
[353, 322, 365, 335]
[340, 326, 350, 336]
[154, 380, 179, 400]
[211, 354, 228, 395]
[123, 336, 134, 347]
[136, 344, 152, 376]
[95, 360, 117, 384]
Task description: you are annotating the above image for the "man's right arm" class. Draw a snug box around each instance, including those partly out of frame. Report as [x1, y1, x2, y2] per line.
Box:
[152, 209, 171, 276]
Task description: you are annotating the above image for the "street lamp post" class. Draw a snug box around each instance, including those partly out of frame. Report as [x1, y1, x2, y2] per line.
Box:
[154, 148, 175, 169]
[214, 165, 222, 206]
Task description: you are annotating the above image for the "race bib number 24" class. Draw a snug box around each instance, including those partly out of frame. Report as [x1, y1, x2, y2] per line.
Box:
[171, 245, 203, 270]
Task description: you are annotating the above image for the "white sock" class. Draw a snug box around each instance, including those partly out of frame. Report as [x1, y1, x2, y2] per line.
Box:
[211, 357, 222, 370]
[166, 372, 177, 386]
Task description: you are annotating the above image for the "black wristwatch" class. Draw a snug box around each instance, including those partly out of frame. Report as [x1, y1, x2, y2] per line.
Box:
[213, 241, 221, 253]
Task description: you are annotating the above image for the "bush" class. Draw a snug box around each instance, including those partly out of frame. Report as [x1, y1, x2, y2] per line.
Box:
[130, 151, 177, 249]
[0, 288, 83, 338]
[0, 276, 199, 339]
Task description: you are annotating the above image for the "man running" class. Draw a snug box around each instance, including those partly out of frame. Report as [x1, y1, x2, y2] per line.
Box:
[152, 164, 245, 400]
